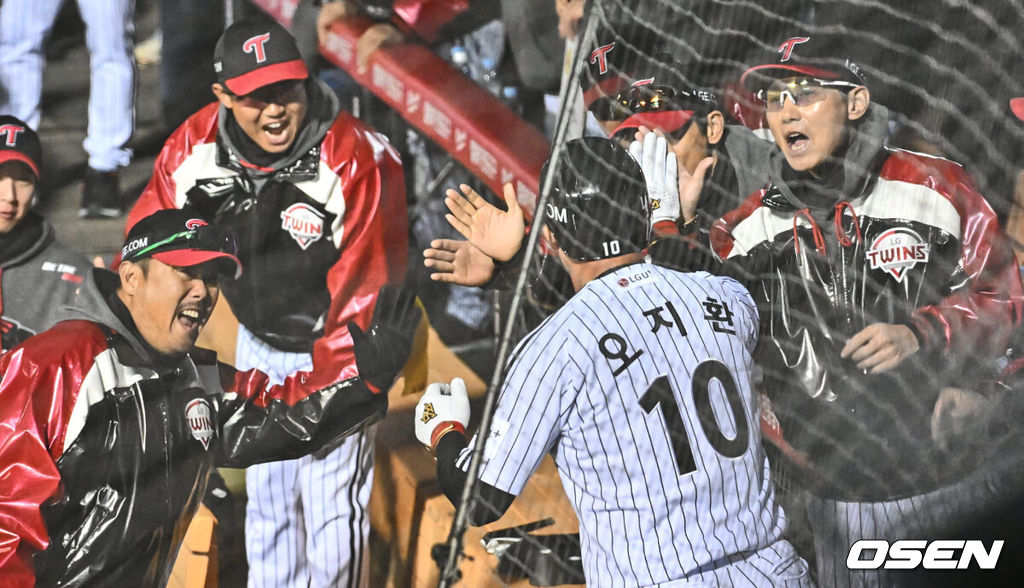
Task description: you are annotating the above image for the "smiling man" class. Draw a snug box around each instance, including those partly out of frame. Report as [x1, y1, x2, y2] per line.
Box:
[0, 209, 420, 586]
[705, 34, 1024, 586]
[125, 16, 408, 586]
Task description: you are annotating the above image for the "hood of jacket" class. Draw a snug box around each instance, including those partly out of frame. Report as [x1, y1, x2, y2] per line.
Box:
[218, 77, 341, 179]
[57, 268, 175, 370]
[763, 102, 891, 214]
[721, 124, 774, 201]
[0, 212, 55, 269]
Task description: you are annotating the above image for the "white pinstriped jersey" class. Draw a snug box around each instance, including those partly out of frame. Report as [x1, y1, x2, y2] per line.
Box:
[460, 262, 786, 586]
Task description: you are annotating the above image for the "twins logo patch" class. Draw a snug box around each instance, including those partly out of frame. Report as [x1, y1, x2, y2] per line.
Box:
[185, 398, 215, 451]
[280, 203, 325, 249]
[866, 227, 929, 283]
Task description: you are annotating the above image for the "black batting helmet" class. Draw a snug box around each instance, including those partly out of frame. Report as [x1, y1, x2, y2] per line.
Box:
[543, 137, 650, 262]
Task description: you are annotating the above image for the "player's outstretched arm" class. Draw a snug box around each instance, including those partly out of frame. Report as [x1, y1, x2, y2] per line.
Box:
[444, 183, 525, 263]
[415, 378, 515, 525]
[217, 286, 422, 466]
[423, 239, 496, 286]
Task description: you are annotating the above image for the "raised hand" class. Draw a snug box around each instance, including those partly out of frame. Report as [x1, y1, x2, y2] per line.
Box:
[444, 183, 525, 263]
[423, 238, 496, 286]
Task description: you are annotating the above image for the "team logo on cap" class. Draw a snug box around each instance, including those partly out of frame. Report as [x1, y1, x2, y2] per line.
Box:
[185, 398, 215, 451]
[778, 36, 810, 62]
[0, 124, 25, 147]
[280, 203, 325, 249]
[243, 32, 271, 63]
[866, 227, 929, 283]
[185, 218, 208, 230]
[589, 43, 615, 75]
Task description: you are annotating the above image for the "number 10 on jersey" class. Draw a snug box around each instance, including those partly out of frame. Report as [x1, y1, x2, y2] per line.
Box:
[639, 360, 752, 476]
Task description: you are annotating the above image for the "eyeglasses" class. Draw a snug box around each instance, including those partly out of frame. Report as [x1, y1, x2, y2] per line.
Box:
[757, 78, 858, 111]
[127, 225, 239, 262]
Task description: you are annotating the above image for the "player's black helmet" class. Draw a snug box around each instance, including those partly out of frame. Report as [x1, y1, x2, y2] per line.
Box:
[543, 137, 650, 262]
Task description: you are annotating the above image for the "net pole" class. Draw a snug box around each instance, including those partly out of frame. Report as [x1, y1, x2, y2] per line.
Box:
[435, 4, 602, 586]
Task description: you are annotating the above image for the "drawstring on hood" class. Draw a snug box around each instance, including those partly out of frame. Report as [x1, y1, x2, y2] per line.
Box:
[833, 201, 863, 247]
[764, 102, 892, 214]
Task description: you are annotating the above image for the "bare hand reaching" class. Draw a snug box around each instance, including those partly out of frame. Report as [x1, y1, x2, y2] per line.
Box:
[840, 323, 919, 373]
[423, 239, 496, 286]
[317, 1, 358, 47]
[444, 183, 525, 263]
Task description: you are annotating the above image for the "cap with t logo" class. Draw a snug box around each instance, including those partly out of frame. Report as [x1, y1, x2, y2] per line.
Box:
[740, 33, 867, 93]
[0, 115, 41, 179]
[213, 17, 309, 96]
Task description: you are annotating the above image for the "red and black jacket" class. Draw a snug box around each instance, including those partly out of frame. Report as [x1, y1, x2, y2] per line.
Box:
[708, 106, 1024, 501]
[0, 269, 386, 586]
[126, 80, 407, 389]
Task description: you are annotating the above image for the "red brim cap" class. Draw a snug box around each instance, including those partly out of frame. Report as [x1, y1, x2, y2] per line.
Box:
[0, 151, 40, 178]
[1011, 98, 1024, 122]
[225, 59, 309, 96]
[612, 110, 694, 139]
[739, 63, 841, 92]
[152, 250, 243, 280]
[583, 76, 631, 110]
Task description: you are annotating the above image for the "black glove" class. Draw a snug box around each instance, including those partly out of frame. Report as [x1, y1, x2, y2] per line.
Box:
[349, 284, 422, 392]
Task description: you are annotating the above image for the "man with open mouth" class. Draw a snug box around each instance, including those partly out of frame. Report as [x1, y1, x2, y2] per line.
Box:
[124, 15, 409, 586]
[694, 33, 1024, 587]
[0, 208, 420, 586]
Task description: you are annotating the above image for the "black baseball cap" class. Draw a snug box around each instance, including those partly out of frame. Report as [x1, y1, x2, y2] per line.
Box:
[214, 17, 309, 96]
[0, 115, 41, 179]
[122, 210, 242, 279]
[580, 21, 661, 122]
[740, 34, 867, 93]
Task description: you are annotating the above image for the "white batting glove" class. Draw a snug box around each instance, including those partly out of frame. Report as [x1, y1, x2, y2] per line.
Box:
[629, 132, 680, 226]
[415, 377, 471, 451]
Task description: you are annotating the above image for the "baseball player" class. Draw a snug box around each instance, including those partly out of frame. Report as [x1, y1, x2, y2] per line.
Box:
[0, 209, 419, 586]
[416, 137, 811, 587]
[0, 115, 92, 351]
[0, 0, 135, 218]
[687, 34, 1023, 586]
[124, 17, 408, 587]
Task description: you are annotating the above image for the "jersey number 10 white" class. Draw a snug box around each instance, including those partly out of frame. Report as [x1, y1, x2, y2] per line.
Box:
[602, 240, 621, 257]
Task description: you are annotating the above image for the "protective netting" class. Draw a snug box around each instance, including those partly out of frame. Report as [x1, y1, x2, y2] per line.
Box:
[440, 1, 1024, 586]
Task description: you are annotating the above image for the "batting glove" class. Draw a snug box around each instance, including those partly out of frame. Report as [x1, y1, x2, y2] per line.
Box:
[629, 132, 680, 226]
[415, 377, 471, 451]
[350, 284, 423, 394]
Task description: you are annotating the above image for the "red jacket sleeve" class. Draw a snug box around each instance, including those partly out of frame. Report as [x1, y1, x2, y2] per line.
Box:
[304, 120, 409, 392]
[125, 104, 221, 237]
[907, 163, 1024, 357]
[0, 324, 107, 586]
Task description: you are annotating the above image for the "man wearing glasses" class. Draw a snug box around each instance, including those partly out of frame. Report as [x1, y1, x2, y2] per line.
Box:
[124, 17, 409, 587]
[0, 209, 420, 586]
[704, 34, 1024, 586]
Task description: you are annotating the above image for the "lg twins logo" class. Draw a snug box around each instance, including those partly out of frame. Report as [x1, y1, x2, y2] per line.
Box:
[243, 33, 271, 63]
[185, 398, 215, 451]
[866, 228, 929, 283]
[280, 203, 325, 249]
[185, 218, 208, 230]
